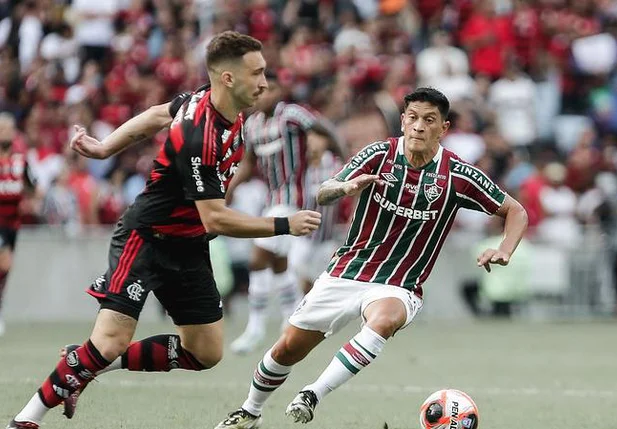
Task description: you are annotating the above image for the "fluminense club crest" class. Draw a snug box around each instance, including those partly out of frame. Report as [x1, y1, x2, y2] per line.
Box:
[424, 183, 443, 203]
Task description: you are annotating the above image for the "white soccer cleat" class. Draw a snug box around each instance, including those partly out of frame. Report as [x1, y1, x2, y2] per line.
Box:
[285, 390, 319, 424]
[214, 409, 262, 429]
[229, 331, 265, 354]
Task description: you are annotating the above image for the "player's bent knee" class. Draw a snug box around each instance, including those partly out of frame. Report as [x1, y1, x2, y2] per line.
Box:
[271, 327, 322, 365]
[180, 338, 223, 369]
[365, 311, 406, 339]
[91, 335, 131, 361]
[192, 347, 223, 369]
[270, 339, 297, 365]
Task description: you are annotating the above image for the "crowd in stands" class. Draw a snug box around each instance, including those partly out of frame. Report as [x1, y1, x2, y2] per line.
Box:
[0, 0, 616, 248]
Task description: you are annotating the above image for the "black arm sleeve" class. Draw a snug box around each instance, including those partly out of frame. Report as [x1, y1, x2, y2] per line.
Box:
[168, 92, 191, 118]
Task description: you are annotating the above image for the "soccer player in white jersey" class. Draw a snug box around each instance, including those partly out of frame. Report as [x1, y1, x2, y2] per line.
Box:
[214, 87, 528, 429]
[226, 74, 346, 354]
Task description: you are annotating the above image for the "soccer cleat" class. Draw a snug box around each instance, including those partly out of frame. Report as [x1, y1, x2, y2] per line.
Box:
[60, 344, 87, 419]
[214, 409, 262, 429]
[229, 331, 265, 355]
[285, 390, 319, 424]
[6, 419, 39, 429]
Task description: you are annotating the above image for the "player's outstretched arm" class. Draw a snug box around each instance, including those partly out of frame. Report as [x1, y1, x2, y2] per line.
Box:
[476, 195, 528, 272]
[317, 174, 383, 205]
[195, 199, 321, 238]
[70, 102, 173, 159]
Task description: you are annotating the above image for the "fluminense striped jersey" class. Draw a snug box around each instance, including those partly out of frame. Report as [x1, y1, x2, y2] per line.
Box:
[304, 151, 343, 242]
[326, 137, 506, 292]
[244, 102, 316, 208]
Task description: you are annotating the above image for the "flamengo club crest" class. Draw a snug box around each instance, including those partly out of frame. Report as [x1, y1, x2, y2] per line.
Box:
[424, 183, 443, 203]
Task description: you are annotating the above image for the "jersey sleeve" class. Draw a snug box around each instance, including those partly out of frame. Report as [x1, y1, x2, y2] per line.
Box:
[334, 141, 390, 181]
[168, 92, 191, 118]
[175, 120, 224, 201]
[451, 159, 506, 214]
[282, 104, 317, 130]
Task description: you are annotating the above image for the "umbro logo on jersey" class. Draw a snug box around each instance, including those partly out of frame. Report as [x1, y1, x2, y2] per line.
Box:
[221, 129, 231, 142]
[381, 173, 398, 182]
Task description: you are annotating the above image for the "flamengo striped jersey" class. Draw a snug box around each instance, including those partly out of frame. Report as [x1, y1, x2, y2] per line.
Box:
[244, 102, 316, 209]
[123, 85, 244, 238]
[326, 137, 506, 291]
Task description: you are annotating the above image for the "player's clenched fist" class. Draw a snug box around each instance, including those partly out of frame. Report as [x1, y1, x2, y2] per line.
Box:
[289, 210, 322, 236]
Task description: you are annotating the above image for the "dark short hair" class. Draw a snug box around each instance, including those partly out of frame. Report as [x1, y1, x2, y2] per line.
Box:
[404, 87, 450, 119]
[206, 31, 262, 70]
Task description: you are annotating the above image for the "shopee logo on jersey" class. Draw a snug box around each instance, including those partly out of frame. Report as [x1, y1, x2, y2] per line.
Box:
[190, 157, 205, 192]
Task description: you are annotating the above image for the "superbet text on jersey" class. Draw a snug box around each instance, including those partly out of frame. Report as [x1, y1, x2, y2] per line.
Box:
[326, 137, 506, 292]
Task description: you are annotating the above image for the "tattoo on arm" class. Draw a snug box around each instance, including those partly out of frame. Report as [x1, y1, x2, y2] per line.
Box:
[317, 179, 346, 205]
[128, 133, 148, 142]
[110, 311, 137, 328]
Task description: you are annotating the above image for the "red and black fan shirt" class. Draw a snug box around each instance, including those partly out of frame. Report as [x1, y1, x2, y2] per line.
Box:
[123, 85, 245, 238]
[0, 152, 35, 230]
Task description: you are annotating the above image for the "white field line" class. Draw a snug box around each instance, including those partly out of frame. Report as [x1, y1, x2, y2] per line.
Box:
[0, 378, 615, 398]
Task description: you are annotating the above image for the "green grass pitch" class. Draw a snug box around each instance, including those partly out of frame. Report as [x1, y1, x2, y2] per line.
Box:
[1, 316, 615, 428]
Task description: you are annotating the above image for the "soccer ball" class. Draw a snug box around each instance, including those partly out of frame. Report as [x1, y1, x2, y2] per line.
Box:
[419, 389, 479, 429]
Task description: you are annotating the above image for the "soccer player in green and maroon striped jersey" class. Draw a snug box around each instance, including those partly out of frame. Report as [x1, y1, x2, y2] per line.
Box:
[225, 74, 346, 355]
[214, 87, 528, 429]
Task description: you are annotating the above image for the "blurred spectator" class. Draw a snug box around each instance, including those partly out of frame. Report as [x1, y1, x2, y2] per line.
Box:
[536, 161, 581, 247]
[97, 168, 126, 224]
[442, 107, 485, 164]
[69, 0, 123, 66]
[459, 0, 513, 80]
[41, 163, 79, 228]
[488, 57, 538, 149]
[416, 30, 474, 102]
[40, 22, 80, 84]
[0, 1, 43, 74]
[333, 6, 372, 56]
[66, 151, 99, 225]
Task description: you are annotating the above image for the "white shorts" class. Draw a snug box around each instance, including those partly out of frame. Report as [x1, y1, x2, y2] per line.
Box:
[289, 272, 423, 337]
[290, 238, 338, 283]
[254, 205, 299, 257]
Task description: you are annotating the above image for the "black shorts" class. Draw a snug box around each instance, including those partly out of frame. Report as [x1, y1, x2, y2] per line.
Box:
[87, 223, 222, 325]
[0, 228, 17, 250]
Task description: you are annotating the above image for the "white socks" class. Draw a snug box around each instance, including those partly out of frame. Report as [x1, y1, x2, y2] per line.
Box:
[303, 326, 386, 401]
[242, 348, 293, 416]
[274, 270, 301, 322]
[245, 269, 271, 336]
[15, 394, 49, 424]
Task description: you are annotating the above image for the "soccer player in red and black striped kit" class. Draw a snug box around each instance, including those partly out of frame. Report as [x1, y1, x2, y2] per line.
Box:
[7, 31, 321, 429]
[0, 113, 36, 337]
